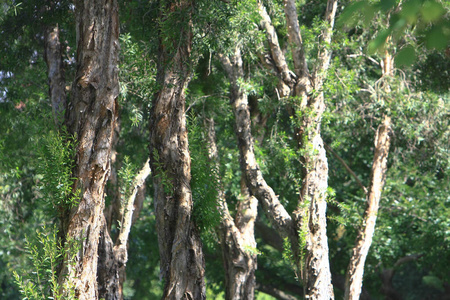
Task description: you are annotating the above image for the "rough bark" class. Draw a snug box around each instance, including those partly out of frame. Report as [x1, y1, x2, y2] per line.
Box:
[148, 1, 205, 298]
[43, 24, 66, 126]
[98, 159, 151, 300]
[219, 48, 297, 249]
[97, 217, 121, 300]
[345, 115, 392, 300]
[59, 0, 120, 299]
[206, 118, 258, 300]
[256, 0, 338, 298]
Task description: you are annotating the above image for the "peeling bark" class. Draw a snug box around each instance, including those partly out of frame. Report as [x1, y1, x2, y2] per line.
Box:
[148, 1, 205, 298]
[206, 118, 258, 300]
[256, 0, 338, 298]
[59, 0, 120, 299]
[219, 48, 297, 249]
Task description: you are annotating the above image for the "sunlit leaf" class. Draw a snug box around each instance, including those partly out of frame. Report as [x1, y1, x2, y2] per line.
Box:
[401, 0, 422, 23]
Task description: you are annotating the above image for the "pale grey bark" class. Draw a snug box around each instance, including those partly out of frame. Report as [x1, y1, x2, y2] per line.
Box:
[345, 45, 394, 300]
[256, 0, 338, 298]
[219, 49, 296, 243]
[344, 116, 392, 300]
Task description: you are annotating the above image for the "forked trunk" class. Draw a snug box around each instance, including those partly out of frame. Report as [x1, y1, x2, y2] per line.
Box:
[206, 118, 258, 300]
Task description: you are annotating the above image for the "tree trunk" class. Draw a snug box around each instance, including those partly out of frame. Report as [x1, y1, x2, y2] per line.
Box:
[98, 159, 151, 300]
[59, 0, 120, 299]
[148, 1, 205, 299]
[257, 0, 338, 298]
[206, 118, 258, 300]
[345, 115, 392, 300]
[43, 24, 66, 126]
[345, 44, 394, 300]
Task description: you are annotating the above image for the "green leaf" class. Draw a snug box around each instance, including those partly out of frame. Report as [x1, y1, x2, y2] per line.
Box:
[422, 275, 444, 292]
[401, 0, 422, 23]
[421, 0, 445, 23]
[368, 29, 392, 54]
[425, 24, 449, 50]
[337, 1, 367, 28]
[395, 45, 416, 66]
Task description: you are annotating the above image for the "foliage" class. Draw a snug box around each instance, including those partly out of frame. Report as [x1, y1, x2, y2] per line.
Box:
[13, 226, 78, 300]
[338, 0, 450, 64]
[188, 115, 222, 242]
[37, 127, 79, 210]
[1, 0, 449, 298]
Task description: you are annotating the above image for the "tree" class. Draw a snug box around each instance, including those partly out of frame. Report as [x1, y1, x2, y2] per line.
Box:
[216, 47, 259, 299]
[57, 0, 120, 298]
[1, 0, 449, 299]
[237, 0, 338, 297]
[148, 0, 206, 298]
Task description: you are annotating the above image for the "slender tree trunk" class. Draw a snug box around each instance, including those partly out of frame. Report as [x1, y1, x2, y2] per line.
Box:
[98, 159, 151, 300]
[43, 24, 66, 126]
[256, 0, 338, 298]
[59, 0, 120, 299]
[206, 118, 258, 300]
[344, 116, 392, 300]
[148, 1, 205, 298]
[345, 46, 394, 300]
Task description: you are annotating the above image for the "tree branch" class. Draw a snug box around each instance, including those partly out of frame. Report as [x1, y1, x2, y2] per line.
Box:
[314, 0, 338, 86]
[345, 115, 392, 300]
[114, 159, 151, 266]
[324, 142, 368, 194]
[256, 283, 298, 300]
[219, 47, 297, 248]
[257, 0, 295, 86]
[283, 0, 309, 78]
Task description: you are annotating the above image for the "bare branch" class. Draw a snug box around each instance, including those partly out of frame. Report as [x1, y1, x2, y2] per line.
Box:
[256, 283, 298, 300]
[283, 0, 309, 78]
[220, 47, 296, 244]
[114, 159, 151, 266]
[257, 1, 295, 85]
[314, 0, 339, 85]
[324, 142, 368, 194]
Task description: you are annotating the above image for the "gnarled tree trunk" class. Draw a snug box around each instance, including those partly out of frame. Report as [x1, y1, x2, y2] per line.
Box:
[59, 0, 120, 299]
[206, 118, 258, 300]
[148, 1, 205, 298]
[256, 0, 338, 298]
